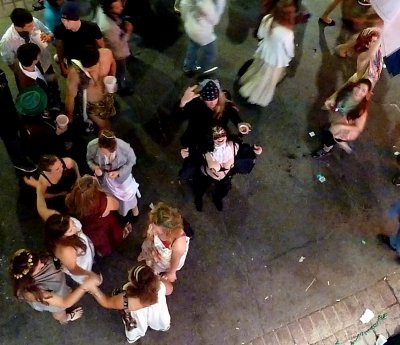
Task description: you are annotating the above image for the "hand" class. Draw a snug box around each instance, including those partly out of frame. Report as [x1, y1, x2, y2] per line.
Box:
[55, 126, 68, 135]
[161, 271, 177, 283]
[108, 171, 119, 179]
[324, 99, 335, 111]
[123, 21, 133, 34]
[81, 273, 103, 290]
[94, 166, 103, 177]
[180, 85, 200, 108]
[40, 32, 53, 43]
[238, 122, 252, 135]
[253, 145, 263, 155]
[24, 176, 39, 188]
[181, 148, 189, 159]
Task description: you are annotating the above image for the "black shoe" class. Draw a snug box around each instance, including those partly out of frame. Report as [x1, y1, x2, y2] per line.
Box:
[318, 18, 336, 26]
[213, 197, 223, 211]
[117, 87, 134, 97]
[194, 197, 203, 212]
[32, 0, 45, 11]
[377, 234, 395, 251]
[312, 148, 332, 158]
[14, 161, 37, 173]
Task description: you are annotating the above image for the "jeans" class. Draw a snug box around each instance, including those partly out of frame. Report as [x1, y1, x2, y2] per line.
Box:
[390, 227, 400, 255]
[116, 58, 130, 90]
[184, 39, 217, 71]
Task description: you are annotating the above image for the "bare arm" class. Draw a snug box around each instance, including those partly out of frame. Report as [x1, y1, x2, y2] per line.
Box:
[162, 235, 186, 282]
[56, 246, 95, 278]
[63, 157, 81, 179]
[36, 184, 59, 221]
[65, 68, 80, 120]
[101, 195, 119, 217]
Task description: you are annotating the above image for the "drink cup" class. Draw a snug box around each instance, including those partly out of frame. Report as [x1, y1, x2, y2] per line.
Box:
[56, 114, 69, 130]
[104, 76, 117, 93]
[239, 124, 251, 135]
[31, 30, 48, 49]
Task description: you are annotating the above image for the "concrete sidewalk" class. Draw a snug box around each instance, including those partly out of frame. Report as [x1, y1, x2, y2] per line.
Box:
[245, 274, 400, 345]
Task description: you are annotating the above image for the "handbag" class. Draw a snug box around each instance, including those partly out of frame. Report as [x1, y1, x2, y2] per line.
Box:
[112, 288, 137, 331]
[234, 142, 256, 174]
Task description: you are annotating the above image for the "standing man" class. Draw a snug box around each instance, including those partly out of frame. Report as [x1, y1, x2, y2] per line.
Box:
[65, 45, 116, 131]
[54, 1, 104, 77]
[0, 8, 54, 89]
[180, 0, 226, 76]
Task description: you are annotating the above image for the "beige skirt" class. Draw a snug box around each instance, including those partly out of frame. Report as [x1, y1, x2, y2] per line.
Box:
[239, 57, 286, 107]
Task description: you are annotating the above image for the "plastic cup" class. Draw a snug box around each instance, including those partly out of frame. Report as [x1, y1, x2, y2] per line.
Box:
[104, 76, 117, 93]
[31, 30, 48, 49]
[56, 114, 69, 129]
[239, 124, 250, 134]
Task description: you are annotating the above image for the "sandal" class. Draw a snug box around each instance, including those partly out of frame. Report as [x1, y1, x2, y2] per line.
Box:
[123, 222, 133, 239]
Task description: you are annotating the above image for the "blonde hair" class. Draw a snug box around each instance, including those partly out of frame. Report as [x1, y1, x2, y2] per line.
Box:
[149, 202, 183, 241]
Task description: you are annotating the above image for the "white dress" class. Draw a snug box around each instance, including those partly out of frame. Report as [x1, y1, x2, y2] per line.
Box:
[62, 217, 95, 284]
[239, 15, 294, 107]
[124, 282, 171, 343]
[140, 235, 190, 274]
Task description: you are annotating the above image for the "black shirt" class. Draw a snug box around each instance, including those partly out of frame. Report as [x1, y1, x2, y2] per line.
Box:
[54, 20, 102, 61]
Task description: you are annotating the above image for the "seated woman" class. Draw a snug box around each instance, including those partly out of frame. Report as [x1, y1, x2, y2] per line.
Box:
[187, 126, 262, 211]
[138, 202, 190, 282]
[88, 263, 172, 344]
[24, 154, 80, 211]
[87, 130, 140, 218]
[35, 182, 97, 284]
[9, 248, 101, 324]
[65, 175, 131, 257]
[334, 27, 383, 88]
[312, 78, 372, 157]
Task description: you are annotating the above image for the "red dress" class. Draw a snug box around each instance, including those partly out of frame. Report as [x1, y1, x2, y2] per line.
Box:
[81, 193, 124, 256]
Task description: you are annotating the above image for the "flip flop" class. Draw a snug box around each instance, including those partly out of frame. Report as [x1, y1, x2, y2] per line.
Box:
[60, 307, 84, 324]
[123, 222, 133, 239]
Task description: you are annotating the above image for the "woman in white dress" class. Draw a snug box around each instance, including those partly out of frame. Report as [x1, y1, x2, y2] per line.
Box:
[88, 263, 172, 344]
[138, 202, 190, 282]
[36, 182, 98, 284]
[239, 0, 296, 107]
[87, 129, 140, 217]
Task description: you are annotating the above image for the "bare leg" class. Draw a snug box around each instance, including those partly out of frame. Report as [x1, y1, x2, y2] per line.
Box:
[89, 114, 111, 131]
[320, 0, 342, 24]
[51, 311, 68, 324]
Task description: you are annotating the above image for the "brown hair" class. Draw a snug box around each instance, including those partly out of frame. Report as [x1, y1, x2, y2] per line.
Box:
[10, 250, 48, 305]
[334, 78, 372, 121]
[272, 0, 296, 28]
[354, 30, 380, 54]
[65, 175, 104, 219]
[149, 202, 183, 242]
[126, 263, 159, 305]
[98, 130, 117, 152]
[38, 155, 59, 172]
[44, 214, 87, 256]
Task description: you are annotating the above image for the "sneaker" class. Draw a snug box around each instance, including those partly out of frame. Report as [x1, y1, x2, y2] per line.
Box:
[14, 161, 37, 173]
[194, 197, 203, 212]
[311, 148, 332, 158]
[32, 0, 45, 11]
[202, 66, 218, 75]
[377, 234, 395, 251]
[357, 0, 371, 6]
[84, 120, 94, 133]
[183, 66, 201, 76]
[212, 197, 223, 211]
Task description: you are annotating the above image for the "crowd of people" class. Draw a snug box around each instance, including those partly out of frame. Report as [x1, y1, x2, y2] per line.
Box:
[0, 0, 396, 343]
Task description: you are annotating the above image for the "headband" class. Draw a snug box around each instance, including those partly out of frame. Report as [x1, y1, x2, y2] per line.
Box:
[12, 249, 34, 279]
[133, 265, 146, 282]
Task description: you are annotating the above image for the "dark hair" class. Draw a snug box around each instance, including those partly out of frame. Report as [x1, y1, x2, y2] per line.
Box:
[44, 214, 87, 256]
[335, 78, 372, 121]
[80, 45, 100, 68]
[17, 43, 40, 67]
[98, 130, 117, 152]
[354, 30, 380, 54]
[10, 250, 48, 304]
[38, 155, 59, 172]
[10, 8, 33, 28]
[100, 0, 117, 16]
[126, 263, 159, 305]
